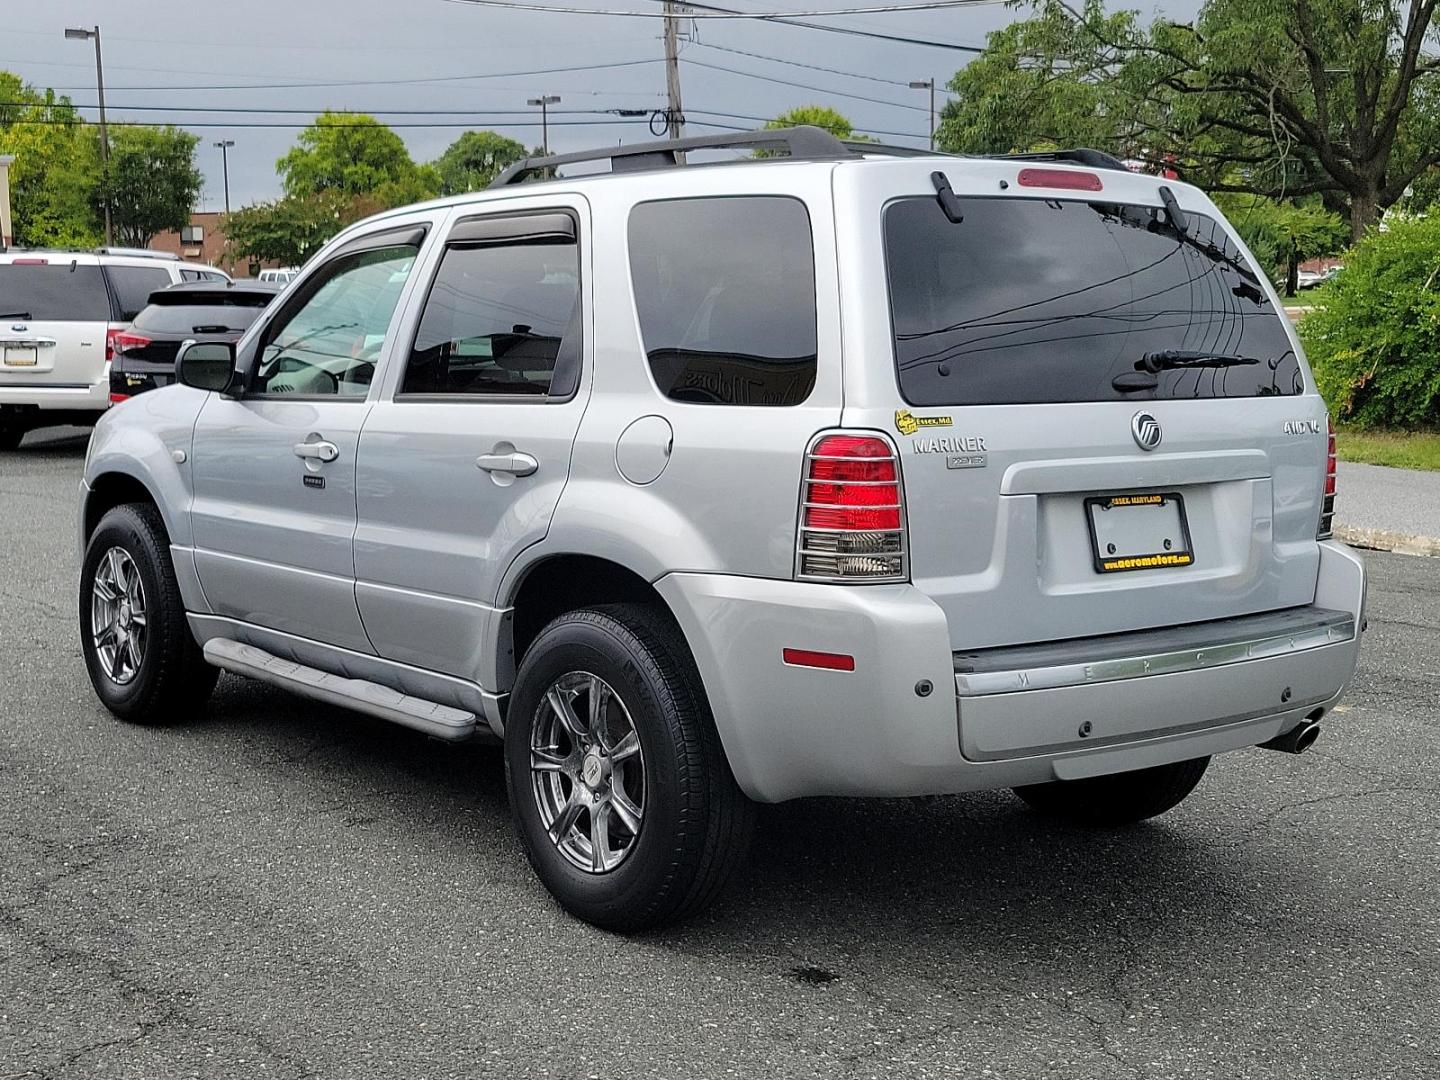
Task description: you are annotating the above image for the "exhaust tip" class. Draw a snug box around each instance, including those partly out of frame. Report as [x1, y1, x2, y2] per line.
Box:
[1295, 722, 1321, 754]
[1259, 718, 1323, 755]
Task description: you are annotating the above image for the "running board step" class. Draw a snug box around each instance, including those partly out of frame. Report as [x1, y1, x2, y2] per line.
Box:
[203, 638, 477, 741]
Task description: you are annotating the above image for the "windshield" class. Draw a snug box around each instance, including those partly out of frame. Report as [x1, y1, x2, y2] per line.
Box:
[884, 195, 1302, 405]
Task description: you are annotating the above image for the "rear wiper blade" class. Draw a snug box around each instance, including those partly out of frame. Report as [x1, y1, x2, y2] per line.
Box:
[1139, 350, 1260, 373]
[192, 325, 240, 333]
[0, 311, 33, 320]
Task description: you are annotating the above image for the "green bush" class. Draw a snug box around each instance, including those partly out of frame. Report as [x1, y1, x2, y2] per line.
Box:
[1301, 214, 1440, 428]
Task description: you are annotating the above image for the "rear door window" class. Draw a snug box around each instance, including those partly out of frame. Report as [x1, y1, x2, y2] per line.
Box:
[0, 263, 111, 321]
[884, 195, 1301, 405]
[628, 196, 817, 406]
[401, 224, 580, 398]
[105, 265, 175, 321]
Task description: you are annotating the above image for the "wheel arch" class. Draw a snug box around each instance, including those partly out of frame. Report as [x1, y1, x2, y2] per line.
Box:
[497, 552, 683, 692]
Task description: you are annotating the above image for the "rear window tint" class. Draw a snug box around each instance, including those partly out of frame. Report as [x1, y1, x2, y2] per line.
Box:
[132, 301, 269, 334]
[105, 265, 174, 320]
[884, 195, 1302, 405]
[0, 263, 111, 321]
[628, 196, 817, 406]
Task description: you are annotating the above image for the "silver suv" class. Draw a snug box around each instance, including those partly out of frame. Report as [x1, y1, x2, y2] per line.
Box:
[1, 248, 227, 448]
[76, 129, 1366, 929]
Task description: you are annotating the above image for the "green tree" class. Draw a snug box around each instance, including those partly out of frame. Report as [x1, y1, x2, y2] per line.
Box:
[1217, 196, 1348, 294]
[223, 191, 381, 268]
[0, 72, 101, 246]
[766, 105, 857, 140]
[101, 125, 202, 247]
[278, 112, 434, 208]
[939, 0, 1440, 239]
[433, 130, 528, 195]
[1301, 213, 1440, 428]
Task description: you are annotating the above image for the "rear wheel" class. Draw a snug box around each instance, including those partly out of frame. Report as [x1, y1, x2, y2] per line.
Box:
[504, 604, 755, 931]
[1013, 757, 1210, 826]
[79, 503, 218, 724]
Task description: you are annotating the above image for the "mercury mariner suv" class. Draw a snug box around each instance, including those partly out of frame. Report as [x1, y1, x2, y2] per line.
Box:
[76, 128, 1366, 930]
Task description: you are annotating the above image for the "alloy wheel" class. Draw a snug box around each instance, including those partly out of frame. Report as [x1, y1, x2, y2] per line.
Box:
[90, 546, 147, 686]
[529, 671, 646, 873]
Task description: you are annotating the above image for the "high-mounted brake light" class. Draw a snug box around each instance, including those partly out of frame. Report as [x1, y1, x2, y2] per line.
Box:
[797, 432, 907, 582]
[11, 258, 49, 265]
[1319, 417, 1337, 539]
[1016, 168, 1104, 192]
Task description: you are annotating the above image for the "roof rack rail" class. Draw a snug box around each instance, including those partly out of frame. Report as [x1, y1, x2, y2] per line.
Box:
[489, 126, 858, 187]
[94, 246, 182, 261]
[996, 148, 1132, 173]
[839, 140, 955, 159]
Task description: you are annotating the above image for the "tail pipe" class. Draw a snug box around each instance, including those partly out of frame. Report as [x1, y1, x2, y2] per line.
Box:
[1259, 709, 1324, 755]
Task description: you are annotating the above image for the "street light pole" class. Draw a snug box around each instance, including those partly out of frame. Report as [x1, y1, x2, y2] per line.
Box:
[213, 140, 234, 215]
[214, 140, 235, 272]
[909, 78, 936, 151]
[527, 95, 561, 156]
[66, 26, 111, 245]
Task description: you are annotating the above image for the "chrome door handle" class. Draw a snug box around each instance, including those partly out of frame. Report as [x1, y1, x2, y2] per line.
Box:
[475, 451, 538, 477]
[293, 440, 339, 463]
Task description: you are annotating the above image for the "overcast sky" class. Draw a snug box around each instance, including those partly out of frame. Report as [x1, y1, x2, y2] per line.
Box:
[4, 0, 1189, 210]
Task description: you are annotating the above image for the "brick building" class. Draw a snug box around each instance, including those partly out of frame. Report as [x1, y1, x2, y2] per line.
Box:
[150, 211, 230, 270]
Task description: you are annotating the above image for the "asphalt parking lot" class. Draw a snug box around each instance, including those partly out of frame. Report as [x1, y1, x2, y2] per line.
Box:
[2, 427, 1437, 1080]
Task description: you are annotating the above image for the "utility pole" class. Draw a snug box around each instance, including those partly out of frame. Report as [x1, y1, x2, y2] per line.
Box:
[528, 95, 560, 156]
[66, 26, 111, 245]
[663, 2, 685, 142]
[909, 79, 936, 151]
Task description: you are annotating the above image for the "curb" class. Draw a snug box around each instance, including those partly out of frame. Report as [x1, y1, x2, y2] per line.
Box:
[1334, 524, 1440, 558]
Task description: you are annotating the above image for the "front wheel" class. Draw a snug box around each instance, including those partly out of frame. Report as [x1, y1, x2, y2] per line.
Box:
[1012, 757, 1210, 826]
[504, 604, 755, 931]
[79, 503, 218, 724]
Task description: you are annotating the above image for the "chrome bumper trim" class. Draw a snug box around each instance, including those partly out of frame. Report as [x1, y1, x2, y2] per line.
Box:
[954, 614, 1357, 697]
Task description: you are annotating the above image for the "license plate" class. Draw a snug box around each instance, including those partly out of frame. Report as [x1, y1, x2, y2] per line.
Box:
[3, 346, 37, 367]
[1085, 492, 1194, 573]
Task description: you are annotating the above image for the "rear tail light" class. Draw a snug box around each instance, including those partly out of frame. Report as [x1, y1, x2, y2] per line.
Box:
[797, 432, 907, 582]
[110, 330, 152, 357]
[108, 392, 131, 405]
[1319, 417, 1337, 539]
[105, 325, 124, 362]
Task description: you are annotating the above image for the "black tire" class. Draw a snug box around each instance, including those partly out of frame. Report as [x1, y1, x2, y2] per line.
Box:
[504, 603, 755, 931]
[1012, 756, 1210, 826]
[78, 503, 218, 724]
[0, 424, 24, 451]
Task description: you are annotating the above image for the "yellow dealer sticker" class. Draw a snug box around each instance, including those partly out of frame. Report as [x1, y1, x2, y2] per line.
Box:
[894, 409, 952, 436]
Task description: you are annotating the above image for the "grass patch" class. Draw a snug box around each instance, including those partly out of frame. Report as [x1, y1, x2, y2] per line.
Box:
[1336, 429, 1440, 471]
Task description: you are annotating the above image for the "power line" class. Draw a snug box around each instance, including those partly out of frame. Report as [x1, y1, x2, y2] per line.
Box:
[683, 56, 927, 110]
[19, 57, 664, 94]
[691, 40, 957, 92]
[635, 0, 986, 51]
[442, 0, 1004, 16]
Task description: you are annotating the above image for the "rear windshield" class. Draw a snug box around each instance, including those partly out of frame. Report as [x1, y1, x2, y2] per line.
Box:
[132, 300, 269, 334]
[884, 195, 1301, 405]
[0, 262, 111, 321]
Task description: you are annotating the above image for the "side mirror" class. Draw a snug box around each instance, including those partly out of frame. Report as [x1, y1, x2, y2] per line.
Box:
[176, 340, 237, 394]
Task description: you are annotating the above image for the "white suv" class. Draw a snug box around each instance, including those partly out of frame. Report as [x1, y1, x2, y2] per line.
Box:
[77, 129, 1364, 929]
[0, 249, 227, 448]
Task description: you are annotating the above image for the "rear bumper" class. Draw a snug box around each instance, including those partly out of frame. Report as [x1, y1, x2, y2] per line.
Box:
[657, 540, 1366, 803]
[0, 372, 109, 414]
